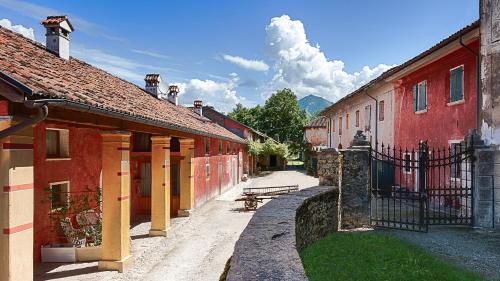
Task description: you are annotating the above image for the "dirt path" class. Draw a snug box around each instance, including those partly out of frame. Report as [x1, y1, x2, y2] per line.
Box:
[35, 171, 318, 281]
[378, 226, 500, 281]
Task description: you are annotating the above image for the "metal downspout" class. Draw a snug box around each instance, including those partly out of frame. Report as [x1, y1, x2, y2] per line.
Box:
[0, 101, 49, 139]
[459, 36, 481, 131]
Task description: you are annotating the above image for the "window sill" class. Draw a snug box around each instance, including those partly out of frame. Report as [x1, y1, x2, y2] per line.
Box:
[46, 158, 71, 161]
[414, 109, 427, 115]
[447, 99, 465, 107]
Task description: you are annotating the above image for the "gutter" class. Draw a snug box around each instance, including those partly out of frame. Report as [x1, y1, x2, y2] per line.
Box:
[0, 100, 48, 139]
[459, 36, 481, 131]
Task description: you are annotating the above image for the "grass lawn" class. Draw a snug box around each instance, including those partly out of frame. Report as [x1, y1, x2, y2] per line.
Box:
[300, 232, 485, 281]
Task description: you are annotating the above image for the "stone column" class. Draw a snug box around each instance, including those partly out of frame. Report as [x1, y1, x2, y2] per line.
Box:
[0, 121, 34, 281]
[98, 131, 133, 273]
[480, 0, 500, 144]
[149, 136, 171, 236]
[178, 138, 194, 217]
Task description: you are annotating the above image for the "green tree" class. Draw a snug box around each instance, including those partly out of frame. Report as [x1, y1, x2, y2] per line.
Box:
[259, 89, 307, 153]
[228, 103, 262, 130]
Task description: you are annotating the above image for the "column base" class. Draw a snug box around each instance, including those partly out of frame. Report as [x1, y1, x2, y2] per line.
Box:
[149, 228, 170, 237]
[98, 255, 134, 273]
[178, 209, 192, 217]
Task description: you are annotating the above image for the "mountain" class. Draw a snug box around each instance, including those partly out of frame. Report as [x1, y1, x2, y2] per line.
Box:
[298, 95, 332, 117]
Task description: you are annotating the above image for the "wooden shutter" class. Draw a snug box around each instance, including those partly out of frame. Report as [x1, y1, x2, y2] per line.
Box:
[450, 66, 464, 102]
[412, 84, 418, 112]
[379, 101, 385, 121]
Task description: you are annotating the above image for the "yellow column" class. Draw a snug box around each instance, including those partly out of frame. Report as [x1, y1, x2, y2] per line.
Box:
[98, 131, 133, 273]
[178, 138, 194, 217]
[149, 136, 171, 236]
[0, 121, 34, 281]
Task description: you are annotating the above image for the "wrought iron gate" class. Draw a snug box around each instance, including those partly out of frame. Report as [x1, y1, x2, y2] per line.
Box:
[369, 140, 474, 232]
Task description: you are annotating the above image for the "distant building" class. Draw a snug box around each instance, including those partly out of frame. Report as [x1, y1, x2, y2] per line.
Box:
[303, 116, 328, 176]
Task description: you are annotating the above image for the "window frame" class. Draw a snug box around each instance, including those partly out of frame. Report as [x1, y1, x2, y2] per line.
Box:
[204, 138, 210, 156]
[355, 110, 360, 127]
[413, 80, 427, 113]
[379, 100, 385, 121]
[448, 65, 465, 105]
[45, 128, 70, 160]
[49, 181, 70, 212]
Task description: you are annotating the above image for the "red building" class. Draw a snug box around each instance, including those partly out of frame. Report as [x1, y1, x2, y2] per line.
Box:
[0, 16, 247, 280]
[390, 21, 479, 150]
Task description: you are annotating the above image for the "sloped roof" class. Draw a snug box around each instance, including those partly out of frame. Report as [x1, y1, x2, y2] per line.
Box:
[304, 116, 328, 128]
[321, 20, 480, 115]
[0, 27, 244, 143]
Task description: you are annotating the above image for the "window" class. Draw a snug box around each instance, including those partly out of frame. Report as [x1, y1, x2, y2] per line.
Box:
[226, 142, 230, 154]
[403, 153, 412, 174]
[205, 163, 210, 180]
[379, 100, 385, 121]
[233, 143, 237, 154]
[450, 66, 464, 103]
[132, 133, 151, 152]
[346, 114, 350, 129]
[412, 81, 427, 112]
[218, 140, 223, 155]
[339, 117, 342, 135]
[204, 138, 210, 155]
[364, 105, 371, 131]
[332, 117, 336, 132]
[46, 128, 69, 159]
[450, 142, 463, 180]
[50, 181, 69, 211]
[355, 110, 360, 127]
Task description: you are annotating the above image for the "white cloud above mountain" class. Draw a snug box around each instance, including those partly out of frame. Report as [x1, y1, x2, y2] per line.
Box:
[264, 15, 393, 102]
[222, 54, 269, 72]
[0, 18, 35, 40]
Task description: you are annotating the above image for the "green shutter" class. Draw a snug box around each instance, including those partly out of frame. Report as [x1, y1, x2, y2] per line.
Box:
[412, 84, 418, 112]
[450, 66, 463, 102]
[420, 82, 427, 110]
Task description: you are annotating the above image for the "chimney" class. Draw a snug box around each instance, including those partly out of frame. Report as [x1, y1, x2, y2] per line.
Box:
[193, 100, 203, 116]
[144, 74, 167, 99]
[41, 16, 74, 60]
[168, 85, 179, 106]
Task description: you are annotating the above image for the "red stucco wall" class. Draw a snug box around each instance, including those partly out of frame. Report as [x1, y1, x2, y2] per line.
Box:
[394, 40, 479, 150]
[33, 122, 102, 262]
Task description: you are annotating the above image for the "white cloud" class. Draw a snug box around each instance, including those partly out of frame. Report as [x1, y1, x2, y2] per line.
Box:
[175, 73, 244, 113]
[265, 15, 394, 102]
[0, 18, 35, 40]
[132, 49, 171, 60]
[222, 54, 269, 72]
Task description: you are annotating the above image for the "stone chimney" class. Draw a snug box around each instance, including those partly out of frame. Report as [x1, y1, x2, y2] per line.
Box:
[193, 100, 203, 116]
[41, 15, 74, 60]
[168, 85, 179, 106]
[144, 74, 168, 99]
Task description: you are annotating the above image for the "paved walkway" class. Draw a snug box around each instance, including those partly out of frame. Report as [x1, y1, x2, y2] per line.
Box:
[378, 226, 500, 281]
[35, 170, 318, 281]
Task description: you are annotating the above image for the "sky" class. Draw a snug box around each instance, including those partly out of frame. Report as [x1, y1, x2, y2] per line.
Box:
[0, 0, 479, 112]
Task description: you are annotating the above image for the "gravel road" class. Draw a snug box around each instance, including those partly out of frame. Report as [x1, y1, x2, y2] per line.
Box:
[35, 170, 318, 281]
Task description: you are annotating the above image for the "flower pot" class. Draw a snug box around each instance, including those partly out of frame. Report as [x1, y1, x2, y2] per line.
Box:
[76, 245, 101, 262]
[41, 244, 76, 263]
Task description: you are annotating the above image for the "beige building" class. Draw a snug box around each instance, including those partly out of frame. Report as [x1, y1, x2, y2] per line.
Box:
[323, 79, 394, 149]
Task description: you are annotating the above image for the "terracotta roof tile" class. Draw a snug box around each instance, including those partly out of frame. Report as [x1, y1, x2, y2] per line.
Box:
[305, 116, 327, 128]
[0, 27, 244, 143]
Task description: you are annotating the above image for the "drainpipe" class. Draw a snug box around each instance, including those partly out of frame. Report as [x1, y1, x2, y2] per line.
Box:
[0, 99, 56, 139]
[459, 36, 481, 132]
[365, 91, 378, 147]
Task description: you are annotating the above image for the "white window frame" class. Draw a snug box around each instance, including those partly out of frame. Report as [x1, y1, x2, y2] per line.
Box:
[45, 128, 70, 161]
[49, 181, 70, 212]
[403, 153, 412, 174]
[448, 65, 465, 106]
[414, 80, 427, 113]
[449, 140, 463, 182]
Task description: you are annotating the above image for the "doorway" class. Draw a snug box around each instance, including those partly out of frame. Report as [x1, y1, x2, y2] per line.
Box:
[170, 162, 180, 217]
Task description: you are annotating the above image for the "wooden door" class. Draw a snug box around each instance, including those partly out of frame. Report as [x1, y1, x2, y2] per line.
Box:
[170, 163, 180, 217]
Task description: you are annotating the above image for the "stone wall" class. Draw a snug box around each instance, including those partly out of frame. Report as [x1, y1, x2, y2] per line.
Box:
[474, 146, 500, 228]
[226, 186, 339, 281]
[317, 148, 340, 186]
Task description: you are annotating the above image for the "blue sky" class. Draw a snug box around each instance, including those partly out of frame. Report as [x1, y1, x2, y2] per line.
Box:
[0, 0, 479, 112]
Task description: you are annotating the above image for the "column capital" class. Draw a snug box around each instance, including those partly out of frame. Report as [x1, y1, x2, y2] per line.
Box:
[100, 130, 131, 140]
[179, 138, 195, 148]
[151, 135, 171, 143]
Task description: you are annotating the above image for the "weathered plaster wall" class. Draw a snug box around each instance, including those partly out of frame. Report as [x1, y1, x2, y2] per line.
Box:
[226, 186, 339, 281]
[394, 40, 479, 149]
[304, 126, 327, 147]
[326, 82, 394, 149]
[480, 0, 500, 145]
[33, 122, 102, 262]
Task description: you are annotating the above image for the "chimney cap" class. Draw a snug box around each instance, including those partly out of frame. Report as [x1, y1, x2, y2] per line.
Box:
[168, 85, 179, 94]
[145, 74, 161, 83]
[194, 100, 203, 108]
[41, 15, 74, 32]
